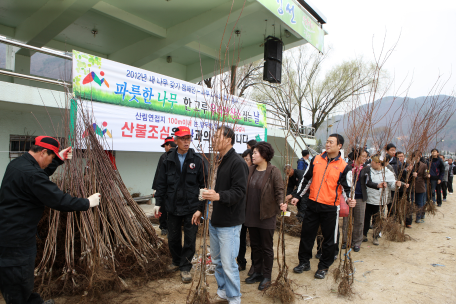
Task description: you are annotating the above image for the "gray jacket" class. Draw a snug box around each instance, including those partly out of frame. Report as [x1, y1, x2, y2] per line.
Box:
[443, 161, 449, 182]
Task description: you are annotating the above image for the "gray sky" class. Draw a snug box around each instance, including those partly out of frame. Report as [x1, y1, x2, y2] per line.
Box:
[317, 0, 456, 98]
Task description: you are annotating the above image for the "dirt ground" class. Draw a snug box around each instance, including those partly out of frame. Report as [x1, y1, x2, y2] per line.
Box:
[2, 195, 455, 304]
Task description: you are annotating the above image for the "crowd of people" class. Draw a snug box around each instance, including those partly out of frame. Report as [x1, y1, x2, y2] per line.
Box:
[152, 128, 454, 304]
[1, 127, 452, 304]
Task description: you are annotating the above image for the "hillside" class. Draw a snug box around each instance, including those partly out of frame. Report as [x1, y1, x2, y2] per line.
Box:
[315, 95, 456, 152]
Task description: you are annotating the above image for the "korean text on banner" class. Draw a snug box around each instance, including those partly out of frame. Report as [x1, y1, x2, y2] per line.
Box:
[79, 101, 266, 153]
[72, 50, 267, 129]
[257, 0, 324, 53]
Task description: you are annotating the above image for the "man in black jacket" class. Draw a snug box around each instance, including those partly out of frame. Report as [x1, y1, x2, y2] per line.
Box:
[152, 137, 176, 236]
[154, 126, 207, 284]
[0, 136, 99, 304]
[202, 126, 248, 304]
[429, 149, 445, 207]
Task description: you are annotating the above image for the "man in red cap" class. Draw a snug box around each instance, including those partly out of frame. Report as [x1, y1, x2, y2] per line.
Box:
[154, 127, 207, 283]
[0, 136, 101, 304]
[152, 136, 177, 235]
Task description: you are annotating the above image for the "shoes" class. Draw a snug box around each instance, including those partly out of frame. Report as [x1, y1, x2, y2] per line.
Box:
[293, 262, 311, 273]
[216, 289, 228, 300]
[167, 263, 179, 272]
[373, 237, 379, 246]
[161, 229, 168, 236]
[258, 278, 271, 291]
[420, 219, 425, 223]
[341, 243, 347, 250]
[248, 264, 255, 276]
[443, 199, 447, 202]
[314, 269, 328, 279]
[181, 271, 192, 284]
[353, 246, 360, 252]
[449, 192, 453, 195]
[238, 264, 246, 271]
[315, 253, 322, 260]
[406, 225, 412, 229]
[245, 273, 263, 284]
[363, 235, 368, 242]
[415, 220, 420, 224]
[438, 204, 442, 207]
[44, 300, 55, 304]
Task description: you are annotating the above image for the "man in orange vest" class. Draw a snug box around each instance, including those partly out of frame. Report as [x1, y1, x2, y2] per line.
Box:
[291, 134, 356, 279]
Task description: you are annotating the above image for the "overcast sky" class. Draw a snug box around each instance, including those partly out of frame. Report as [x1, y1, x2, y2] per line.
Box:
[315, 0, 456, 99]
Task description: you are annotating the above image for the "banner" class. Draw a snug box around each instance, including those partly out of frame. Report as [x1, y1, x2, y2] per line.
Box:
[257, 0, 324, 53]
[72, 50, 267, 129]
[81, 101, 267, 153]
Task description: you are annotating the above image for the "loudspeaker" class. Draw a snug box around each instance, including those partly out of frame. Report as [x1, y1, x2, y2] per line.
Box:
[264, 36, 283, 62]
[263, 59, 282, 83]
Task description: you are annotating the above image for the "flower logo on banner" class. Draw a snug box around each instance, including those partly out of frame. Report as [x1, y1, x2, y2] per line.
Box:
[82, 71, 110, 88]
[83, 121, 112, 138]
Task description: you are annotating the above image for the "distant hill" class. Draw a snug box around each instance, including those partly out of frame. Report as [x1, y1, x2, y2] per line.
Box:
[315, 95, 456, 152]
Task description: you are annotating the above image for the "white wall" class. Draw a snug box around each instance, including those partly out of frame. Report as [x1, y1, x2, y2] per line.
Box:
[116, 151, 163, 196]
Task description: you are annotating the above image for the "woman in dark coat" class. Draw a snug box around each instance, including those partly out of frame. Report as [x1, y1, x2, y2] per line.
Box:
[244, 142, 286, 290]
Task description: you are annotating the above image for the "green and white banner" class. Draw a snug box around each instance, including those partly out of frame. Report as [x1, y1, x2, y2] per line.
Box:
[72, 51, 267, 128]
[72, 51, 267, 153]
[257, 0, 324, 53]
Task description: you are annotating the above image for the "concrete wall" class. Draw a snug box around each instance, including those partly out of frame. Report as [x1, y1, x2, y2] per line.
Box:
[116, 151, 162, 196]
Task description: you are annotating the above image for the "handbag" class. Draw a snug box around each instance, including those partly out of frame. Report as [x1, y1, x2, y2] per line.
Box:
[339, 195, 349, 217]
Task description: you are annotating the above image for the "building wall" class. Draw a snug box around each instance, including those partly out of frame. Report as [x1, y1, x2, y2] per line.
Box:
[116, 151, 162, 196]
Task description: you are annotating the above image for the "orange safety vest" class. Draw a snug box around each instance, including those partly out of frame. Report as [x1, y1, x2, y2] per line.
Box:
[309, 152, 348, 206]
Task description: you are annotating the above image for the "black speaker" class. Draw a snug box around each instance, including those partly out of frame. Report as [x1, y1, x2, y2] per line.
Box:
[264, 36, 283, 62]
[263, 58, 282, 83]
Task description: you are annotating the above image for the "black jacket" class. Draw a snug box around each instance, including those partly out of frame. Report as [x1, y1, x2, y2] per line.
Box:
[152, 149, 174, 190]
[286, 169, 304, 195]
[0, 153, 89, 248]
[430, 157, 445, 181]
[211, 148, 248, 227]
[154, 148, 207, 216]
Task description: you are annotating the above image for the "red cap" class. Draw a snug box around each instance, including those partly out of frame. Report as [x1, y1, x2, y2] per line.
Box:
[34, 136, 64, 163]
[172, 126, 192, 137]
[161, 136, 175, 147]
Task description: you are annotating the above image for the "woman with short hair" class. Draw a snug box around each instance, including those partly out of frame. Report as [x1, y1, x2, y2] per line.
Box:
[244, 142, 286, 290]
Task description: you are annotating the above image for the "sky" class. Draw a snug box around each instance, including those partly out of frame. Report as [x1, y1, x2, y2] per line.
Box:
[314, 0, 456, 99]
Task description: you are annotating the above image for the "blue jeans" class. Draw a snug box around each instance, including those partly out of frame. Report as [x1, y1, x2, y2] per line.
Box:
[209, 221, 242, 301]
[413, 192, 425, 221]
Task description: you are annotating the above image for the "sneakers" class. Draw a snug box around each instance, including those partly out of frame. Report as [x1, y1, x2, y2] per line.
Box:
[314, 269, 328, 279]
[293, 262, 311, 273]
[161, 229, 168, 236]
[181, 271, 192, 283]
[167, 263, 179, 272]
[216, 289, 228, 300]
[373, 237, 379, 246]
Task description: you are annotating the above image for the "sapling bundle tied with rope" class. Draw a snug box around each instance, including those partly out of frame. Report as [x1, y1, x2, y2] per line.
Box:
[35, 98, 170, 299]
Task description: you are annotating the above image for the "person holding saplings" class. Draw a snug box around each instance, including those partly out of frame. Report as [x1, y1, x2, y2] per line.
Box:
[0, 136, 100, 304]
[244, 142, 287, 291]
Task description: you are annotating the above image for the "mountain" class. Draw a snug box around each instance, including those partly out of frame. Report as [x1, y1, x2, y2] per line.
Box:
[315, 95, 456, 152]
